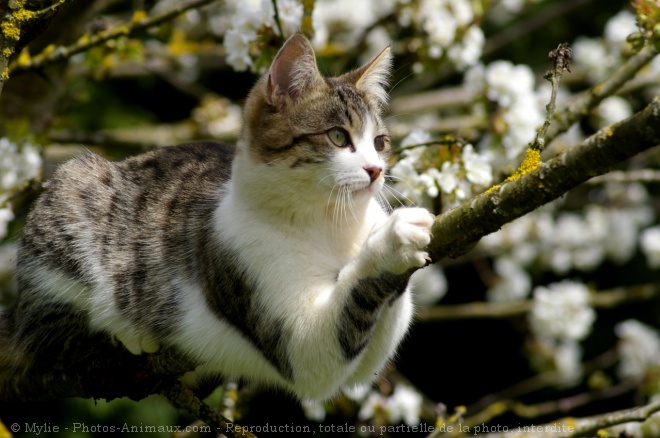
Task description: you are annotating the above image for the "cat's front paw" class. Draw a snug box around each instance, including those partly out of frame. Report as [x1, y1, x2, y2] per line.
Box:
[366, 207, 434, 275]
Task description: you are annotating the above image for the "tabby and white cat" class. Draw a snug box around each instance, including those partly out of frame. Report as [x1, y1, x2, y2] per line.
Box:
[7, 34, 433, 400]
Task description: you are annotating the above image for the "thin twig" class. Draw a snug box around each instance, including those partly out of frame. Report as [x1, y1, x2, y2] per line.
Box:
[161, 381, 256, 438]
[566, 398, 660, 438]
[301, 0, 315, 39]
[588, 169, 660, 184]
[394, 136, 466, 155]
[532, 43, 572, 153]
[545, 45, 658, 147]
[435, 379, 640, 438]
[8, 0, 218, 76]
[271, 0, 285, 39]
[465, 349, 619, 419]
[32, 0, 73, 19]
[415, 284, 660, 322]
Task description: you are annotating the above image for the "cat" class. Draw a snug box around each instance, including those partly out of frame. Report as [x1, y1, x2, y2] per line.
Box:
[4, 33, 434, 401]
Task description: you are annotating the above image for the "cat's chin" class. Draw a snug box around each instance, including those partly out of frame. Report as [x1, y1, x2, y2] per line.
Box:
[351, 183, 381, 198]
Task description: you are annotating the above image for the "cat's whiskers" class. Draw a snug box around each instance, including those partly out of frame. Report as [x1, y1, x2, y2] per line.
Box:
[345, 187, 358, 222]
[326, 183, 338, 219]
[381, 182, 416, 208]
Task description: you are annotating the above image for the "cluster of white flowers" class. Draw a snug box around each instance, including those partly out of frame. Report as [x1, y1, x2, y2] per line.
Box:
[529, 281, 595, 385]
[481, 184, 654, 275]
[358, 384, 423, 426]
[388, 129, 493, 209]
[593, 95, 633, 129]
[0, 137, 42, 240]
[572, 10, 638, 84]
[486, 256, 531, 302]
[314, 0, 395, 54]
[530, 281, 595, 343]
[224, 0, 303, 71]
[397, 0, 484, 70]
[640, 226, 660, 268]
[411, 264, 447, 306]
[191, 95, 242, 139]
[615, 319, 660, 381]
[466, 60, 544, 160]
[486, 0, 547, 25]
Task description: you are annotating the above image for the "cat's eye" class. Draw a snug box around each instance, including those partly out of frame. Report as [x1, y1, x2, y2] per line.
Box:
[374, 135, 388, 152]
[328, 128, 350, 148]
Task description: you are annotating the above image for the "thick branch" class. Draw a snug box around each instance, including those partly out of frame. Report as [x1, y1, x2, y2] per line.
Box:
[427, 97, 660, 262]
[0, 330, 251, 438]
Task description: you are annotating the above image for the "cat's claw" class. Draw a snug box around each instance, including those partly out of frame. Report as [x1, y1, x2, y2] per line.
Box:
[367, 207, 435, 275]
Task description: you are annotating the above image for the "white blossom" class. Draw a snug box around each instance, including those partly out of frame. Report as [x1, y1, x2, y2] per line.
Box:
[484, 61, 535, 107]
[358, 391, 387, 421]
[464, 62, 486, 98]
[411, 264, 447, 306]
[224, 5, 259, 73]
[454, 179, 472, 200]
[462, 144, 492, 186]
[529, 281, 595, 342]
[387, 384, 423, 426]
[388, 157, 428, 206]
[432, 161, 460, 194]
[357, 384, 423, 426]
[0, 138, 42, 193]
[605, 208, 646, 264]
[447, 0, 474, 26]
[477, 61, 543, 158]
[301, 399, 326, 422]
[604, 10, 638, 46]
[594, 96, 632, 128]
[400, 129, 432, 157]
[572, 37, 615, 83]
[553, 341, 583, 386]
[616, 319, 660, 380]
[223, 1, 280, 72]
[314, 0, 392, 48]
[447, 25, 484, 69]
[502, 94, 544, 159]
[403, 0, 482, 70]
[423, 9, 456, 47]
[487, 256, 531, 302]
[273, 0, 303, 36]
[0, 207, 14, 240]
[640, 226, 660, 268]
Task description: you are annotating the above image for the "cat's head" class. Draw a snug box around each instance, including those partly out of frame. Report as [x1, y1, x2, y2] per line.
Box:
[238, 33, 392, 207]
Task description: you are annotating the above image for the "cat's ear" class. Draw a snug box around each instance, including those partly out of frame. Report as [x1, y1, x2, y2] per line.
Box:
[343, 46, 392, 108]
[266, 33, 322, 109]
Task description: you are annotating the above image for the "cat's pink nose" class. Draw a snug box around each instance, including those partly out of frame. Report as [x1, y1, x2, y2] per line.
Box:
[364, 166, 382, 182]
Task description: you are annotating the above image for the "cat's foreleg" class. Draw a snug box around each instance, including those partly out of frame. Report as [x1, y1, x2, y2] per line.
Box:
[335, 207, 434, 361]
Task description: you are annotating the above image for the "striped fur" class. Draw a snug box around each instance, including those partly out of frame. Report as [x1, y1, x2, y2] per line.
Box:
[7, 34, 433, 400]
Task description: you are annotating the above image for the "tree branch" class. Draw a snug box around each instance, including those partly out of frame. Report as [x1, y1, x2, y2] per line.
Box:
[7, 0, 219, 77]
[427, 97, 660, 262]
[545, 45, 658, 146]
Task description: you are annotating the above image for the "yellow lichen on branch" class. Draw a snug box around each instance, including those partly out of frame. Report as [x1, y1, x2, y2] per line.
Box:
[506, 148, 541, 182]
[131, 10, 148, 25]
[486, 148, 541, 194]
